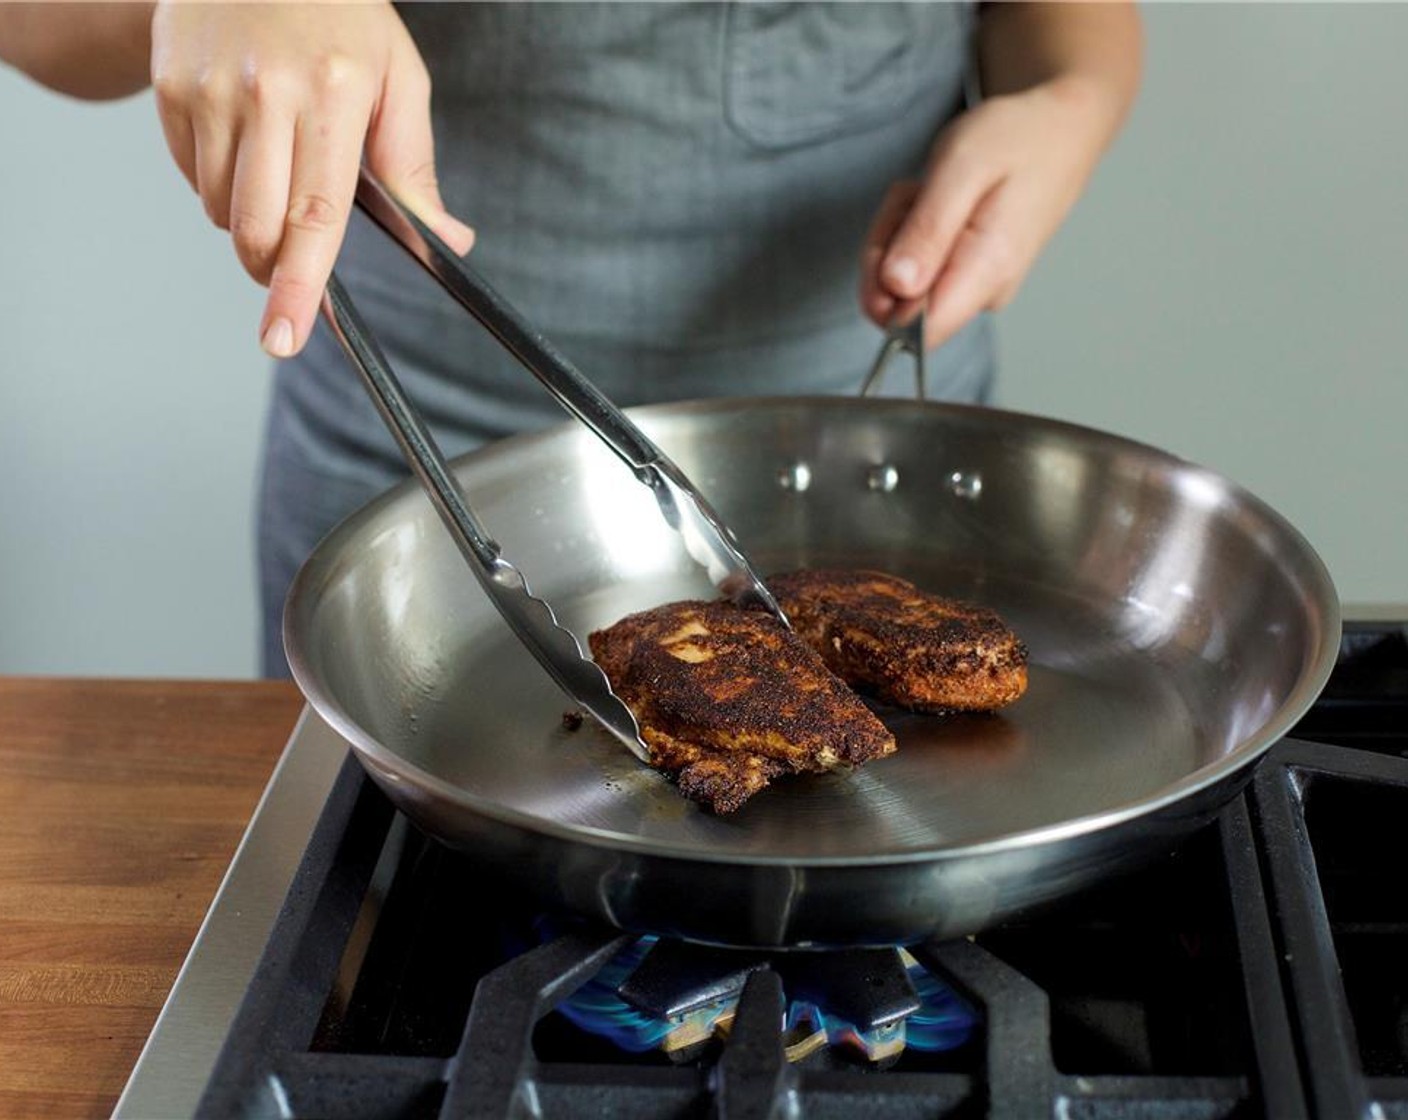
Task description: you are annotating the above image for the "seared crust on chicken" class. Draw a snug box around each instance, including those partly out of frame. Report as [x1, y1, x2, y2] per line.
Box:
[589, 600, 895, 813]
[769, 569, 1028, 712]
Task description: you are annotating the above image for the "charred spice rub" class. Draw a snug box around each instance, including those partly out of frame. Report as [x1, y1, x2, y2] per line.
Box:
[589, 600, 894, 813]
[769, 569, 1028, 713]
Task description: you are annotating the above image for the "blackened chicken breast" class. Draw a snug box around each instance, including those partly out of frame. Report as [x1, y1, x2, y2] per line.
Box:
[589, 600, 895, 813]
[768, 569, 1028, 713]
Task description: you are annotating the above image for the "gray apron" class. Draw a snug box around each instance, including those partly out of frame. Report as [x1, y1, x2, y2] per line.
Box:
[259, 1, 992, 675]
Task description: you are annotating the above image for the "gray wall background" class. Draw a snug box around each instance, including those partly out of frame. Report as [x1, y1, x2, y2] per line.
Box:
[1, 5, 1403, 678]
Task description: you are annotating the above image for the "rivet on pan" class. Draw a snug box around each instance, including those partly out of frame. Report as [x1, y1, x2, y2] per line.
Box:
[949, 470, 982, 500]
[866, 464, 900, 492]
[778, 462, 812, 492]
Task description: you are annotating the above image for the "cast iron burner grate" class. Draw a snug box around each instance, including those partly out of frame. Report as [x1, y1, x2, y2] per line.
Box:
[196, 623, 1408, 1119]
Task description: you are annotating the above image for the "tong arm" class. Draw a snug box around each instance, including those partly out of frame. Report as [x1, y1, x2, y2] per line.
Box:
[353, 171, 660, 475]
[321, 275, 649, 761]
[350, 169, 786, 624]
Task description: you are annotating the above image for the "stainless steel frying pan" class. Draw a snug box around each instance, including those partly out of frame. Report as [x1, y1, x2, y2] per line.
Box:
[284, 396, 1338, 947]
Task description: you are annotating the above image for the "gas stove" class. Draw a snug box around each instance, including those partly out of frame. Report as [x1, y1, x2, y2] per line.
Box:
[117, 613, 1408, 1119]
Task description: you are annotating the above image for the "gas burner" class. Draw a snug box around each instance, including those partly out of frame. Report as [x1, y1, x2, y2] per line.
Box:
[550, 934, 976, 1067]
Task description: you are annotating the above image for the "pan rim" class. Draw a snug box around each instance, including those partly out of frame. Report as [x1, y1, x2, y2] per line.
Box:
[284, 396, 1343, 868]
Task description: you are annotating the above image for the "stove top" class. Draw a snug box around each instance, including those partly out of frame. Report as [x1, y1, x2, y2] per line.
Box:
[117, 618, 1408, 1119]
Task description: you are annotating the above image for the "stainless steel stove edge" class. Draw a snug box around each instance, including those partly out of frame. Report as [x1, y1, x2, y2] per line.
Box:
[114, 709, 349, 1120]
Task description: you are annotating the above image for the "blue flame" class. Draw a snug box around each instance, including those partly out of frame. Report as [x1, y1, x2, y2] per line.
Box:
[553, 934, 673, 1052]
[899, 949, 978, 1052]
[553, 938, 978, 1057]
[785, 999, 822, 1033]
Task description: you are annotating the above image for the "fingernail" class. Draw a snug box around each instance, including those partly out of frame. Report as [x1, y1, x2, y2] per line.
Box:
[261, 317, 295, 358]
[440, 216, 475, 255]
[884, 255, 919, 291]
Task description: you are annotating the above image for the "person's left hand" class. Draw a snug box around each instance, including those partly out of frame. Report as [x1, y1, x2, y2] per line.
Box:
[860, 78, 1114, 350]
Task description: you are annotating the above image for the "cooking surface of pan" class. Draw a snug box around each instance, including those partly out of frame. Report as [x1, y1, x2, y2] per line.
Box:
[366, 565, 1214, 859]
[286, 398, 1337, 942]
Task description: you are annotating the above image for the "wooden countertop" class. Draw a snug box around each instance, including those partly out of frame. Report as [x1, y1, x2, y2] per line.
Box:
[0, 678, 303, 1120]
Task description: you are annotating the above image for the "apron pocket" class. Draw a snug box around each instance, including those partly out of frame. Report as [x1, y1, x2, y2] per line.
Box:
[724, 1, 968, 150]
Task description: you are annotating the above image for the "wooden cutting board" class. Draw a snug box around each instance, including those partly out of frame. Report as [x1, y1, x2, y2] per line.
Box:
[0, 678, 301, 1120]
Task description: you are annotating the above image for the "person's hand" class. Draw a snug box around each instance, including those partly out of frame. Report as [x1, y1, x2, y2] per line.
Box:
[149, 1, 474, 358]
[859, 78, 1114, 350]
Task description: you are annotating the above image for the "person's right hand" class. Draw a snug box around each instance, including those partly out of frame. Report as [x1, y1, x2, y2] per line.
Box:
[149, 1, 474, 359]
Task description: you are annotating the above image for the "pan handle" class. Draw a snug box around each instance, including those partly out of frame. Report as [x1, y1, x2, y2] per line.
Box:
[859, 312, 927, 401]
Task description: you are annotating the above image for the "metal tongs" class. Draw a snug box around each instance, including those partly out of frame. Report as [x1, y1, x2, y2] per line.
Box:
[319, 170, 785, 761]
